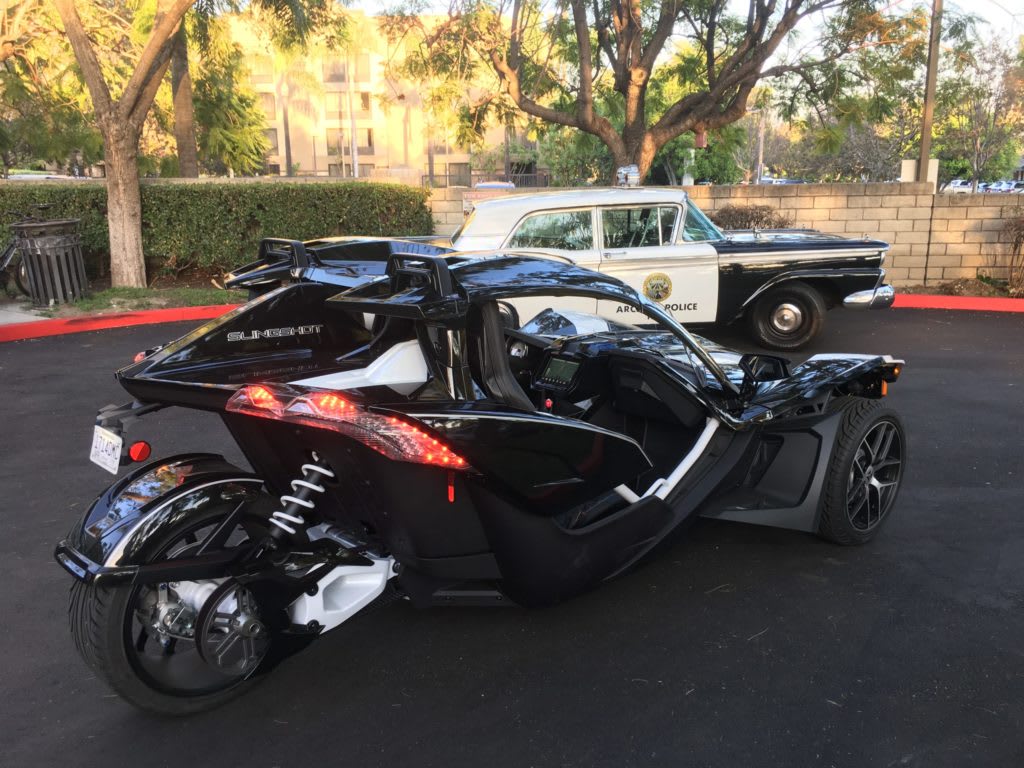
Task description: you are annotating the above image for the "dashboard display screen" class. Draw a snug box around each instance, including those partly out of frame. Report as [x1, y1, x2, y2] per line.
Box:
[540, 357, 580, 386]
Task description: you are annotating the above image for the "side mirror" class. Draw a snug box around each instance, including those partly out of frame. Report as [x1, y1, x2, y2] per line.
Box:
[739, 353, 790, 383]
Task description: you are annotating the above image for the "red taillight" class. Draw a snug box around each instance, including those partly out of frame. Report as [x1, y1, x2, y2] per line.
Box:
[227, 384, 470, 470]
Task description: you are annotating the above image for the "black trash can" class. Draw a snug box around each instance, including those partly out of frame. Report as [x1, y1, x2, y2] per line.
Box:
[12, 219, 89, 305]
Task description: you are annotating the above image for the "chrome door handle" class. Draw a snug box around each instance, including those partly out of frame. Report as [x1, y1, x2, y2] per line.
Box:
[604, 250, 627, 258]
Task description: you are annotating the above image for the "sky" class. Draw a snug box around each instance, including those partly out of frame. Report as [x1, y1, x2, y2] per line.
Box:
[952, 0, 1023, 37]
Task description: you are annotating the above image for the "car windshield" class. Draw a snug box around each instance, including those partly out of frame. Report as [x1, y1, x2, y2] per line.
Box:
[682, 201, 726, 241]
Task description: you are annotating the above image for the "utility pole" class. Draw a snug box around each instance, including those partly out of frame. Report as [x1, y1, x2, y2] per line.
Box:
[917, 0, 942, 185]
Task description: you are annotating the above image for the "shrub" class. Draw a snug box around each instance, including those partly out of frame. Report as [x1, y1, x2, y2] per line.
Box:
[0, 180, 435, 278]
[709, 204, 794, 230]
[1003, 213, 1024, 296]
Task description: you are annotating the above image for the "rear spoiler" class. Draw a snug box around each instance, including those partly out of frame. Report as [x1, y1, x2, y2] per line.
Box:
[224, 238, 312, 290]
[326, 253, 467, 320]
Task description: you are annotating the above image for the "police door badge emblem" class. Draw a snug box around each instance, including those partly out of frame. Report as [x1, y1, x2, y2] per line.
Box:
[643, 272, 672, 302]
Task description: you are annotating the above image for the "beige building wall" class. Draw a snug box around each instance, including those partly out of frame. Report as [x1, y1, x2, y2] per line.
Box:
[230, 12, 507, 184]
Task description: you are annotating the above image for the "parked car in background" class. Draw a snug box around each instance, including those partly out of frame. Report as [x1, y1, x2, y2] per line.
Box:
[448, 188, 893, 350]
[945, 180, 972, 194]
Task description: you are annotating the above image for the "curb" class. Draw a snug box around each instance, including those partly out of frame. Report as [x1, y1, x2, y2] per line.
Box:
[1, 293, 1021, 344]
[0, 304, 240, 343]
[891, 294, 1024, 312]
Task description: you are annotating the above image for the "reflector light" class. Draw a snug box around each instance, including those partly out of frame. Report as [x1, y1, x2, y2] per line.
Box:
[227, 384, 470, 470]
[128, 441, 152, 462]
[133, 351, 147, 363]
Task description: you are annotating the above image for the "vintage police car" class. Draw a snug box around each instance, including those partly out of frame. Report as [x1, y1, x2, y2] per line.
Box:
[226, 188, 893, 350]
[448, 188, 894, 350]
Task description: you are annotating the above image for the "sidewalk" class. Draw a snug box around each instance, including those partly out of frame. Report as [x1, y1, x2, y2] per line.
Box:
[0, 300, 42, 325]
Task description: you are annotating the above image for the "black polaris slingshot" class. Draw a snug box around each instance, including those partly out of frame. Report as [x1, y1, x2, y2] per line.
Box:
[56, 251, 906, 714]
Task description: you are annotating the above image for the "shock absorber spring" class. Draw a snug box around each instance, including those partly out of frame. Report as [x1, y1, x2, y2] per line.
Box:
[269, 453, 335, 538]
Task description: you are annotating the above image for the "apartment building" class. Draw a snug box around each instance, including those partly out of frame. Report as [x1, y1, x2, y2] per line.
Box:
[233, 12, 537, 186]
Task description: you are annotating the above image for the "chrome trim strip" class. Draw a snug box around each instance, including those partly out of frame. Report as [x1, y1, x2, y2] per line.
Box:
[718, 248, 884, 265]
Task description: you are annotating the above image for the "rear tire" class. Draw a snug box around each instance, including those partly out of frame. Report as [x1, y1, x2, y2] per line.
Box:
[67, 505, 270, 715]
[747, 282, 825, 351]
[817, 398, 906, 545]
[14, 260, 30, 296]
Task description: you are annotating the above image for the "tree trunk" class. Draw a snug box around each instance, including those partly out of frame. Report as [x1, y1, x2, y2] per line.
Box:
[282, 99, 293, 176]
[103, 130, 147, 288]
[170, 23, 199, 177]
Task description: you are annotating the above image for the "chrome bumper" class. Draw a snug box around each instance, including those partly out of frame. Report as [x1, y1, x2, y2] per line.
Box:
[843, 284, 895, 310]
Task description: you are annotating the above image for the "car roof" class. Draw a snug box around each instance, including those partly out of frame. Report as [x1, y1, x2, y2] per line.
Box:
[468, 187, 692, 221]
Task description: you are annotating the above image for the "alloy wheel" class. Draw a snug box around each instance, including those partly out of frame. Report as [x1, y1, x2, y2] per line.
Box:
[846, 419, 903, 532]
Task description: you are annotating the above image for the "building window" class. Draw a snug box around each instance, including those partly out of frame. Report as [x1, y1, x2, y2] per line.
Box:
[250, 55, 273, 84]
[356, 163, 375, 178]
[354, 53, 370, 81]
[328, 163, 342, 177]
[447, 162, 470, 187]
[258, 92, 276, 119]
[266, 163, 281, 176]
[326, 130, 344, 156]
[323, 58, 346, 83]
[359, 92, 371, 113]
[325, 92, 345, 121]
[264, 128, 279, 154]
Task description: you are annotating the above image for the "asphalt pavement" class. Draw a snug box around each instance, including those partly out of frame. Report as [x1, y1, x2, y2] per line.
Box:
[1, 308, 1022, 767]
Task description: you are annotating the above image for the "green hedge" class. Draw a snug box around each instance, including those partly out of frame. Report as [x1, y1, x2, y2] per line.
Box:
[0, 180, 435, 276]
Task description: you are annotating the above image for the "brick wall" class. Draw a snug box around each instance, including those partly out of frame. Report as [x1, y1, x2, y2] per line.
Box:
[429, 182, 1024, 286]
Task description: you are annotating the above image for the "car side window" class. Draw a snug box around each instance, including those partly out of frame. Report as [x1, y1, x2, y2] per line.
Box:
[602, 206, 678, 248]
[681, 201, 723, 242]
[507, 210, 594, 250]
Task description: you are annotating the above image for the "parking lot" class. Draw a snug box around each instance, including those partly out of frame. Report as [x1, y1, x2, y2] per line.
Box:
[1, 308, 1022, 767]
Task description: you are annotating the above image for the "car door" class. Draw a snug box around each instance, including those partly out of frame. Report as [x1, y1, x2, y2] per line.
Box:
[596, 202, 719, 324]
[500, 207, 601, 323]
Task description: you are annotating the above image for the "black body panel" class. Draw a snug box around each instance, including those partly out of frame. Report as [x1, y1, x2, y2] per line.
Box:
[712, 236, 886, 323]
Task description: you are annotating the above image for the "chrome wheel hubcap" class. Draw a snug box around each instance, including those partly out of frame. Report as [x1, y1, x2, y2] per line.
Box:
[847, 420, 903, 532]
[770, 302, 803, 333]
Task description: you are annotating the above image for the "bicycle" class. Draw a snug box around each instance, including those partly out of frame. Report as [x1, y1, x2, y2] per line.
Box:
[1, 203, 53, 297]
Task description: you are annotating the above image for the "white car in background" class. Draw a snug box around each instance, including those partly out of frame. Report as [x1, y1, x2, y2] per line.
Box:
[944, 180, 972, 194]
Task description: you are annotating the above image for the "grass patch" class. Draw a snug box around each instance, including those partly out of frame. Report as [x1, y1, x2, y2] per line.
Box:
[71, 286, 245, 314]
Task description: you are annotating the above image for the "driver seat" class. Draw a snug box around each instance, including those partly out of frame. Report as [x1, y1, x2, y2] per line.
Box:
[470, 301, 536, 412]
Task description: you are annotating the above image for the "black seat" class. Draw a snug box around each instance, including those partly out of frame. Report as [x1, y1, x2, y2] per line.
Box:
[470, 301, 535, 411]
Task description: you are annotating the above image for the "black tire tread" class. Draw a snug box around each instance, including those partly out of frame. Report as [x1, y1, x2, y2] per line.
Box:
[747, 281, 826, 351]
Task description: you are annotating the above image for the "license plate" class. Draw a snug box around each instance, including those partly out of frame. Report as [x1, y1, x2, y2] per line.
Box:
[90, 426, 123, 474]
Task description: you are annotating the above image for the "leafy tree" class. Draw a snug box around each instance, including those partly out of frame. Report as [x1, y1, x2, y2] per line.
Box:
[386, 0, 913, 182]
[192, 32, 269, 175]
[934, 41, 1024, 189]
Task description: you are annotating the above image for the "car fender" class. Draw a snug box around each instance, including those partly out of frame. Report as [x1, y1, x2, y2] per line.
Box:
[725, 268, 882, 322]
[57, 454, 263, 581]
